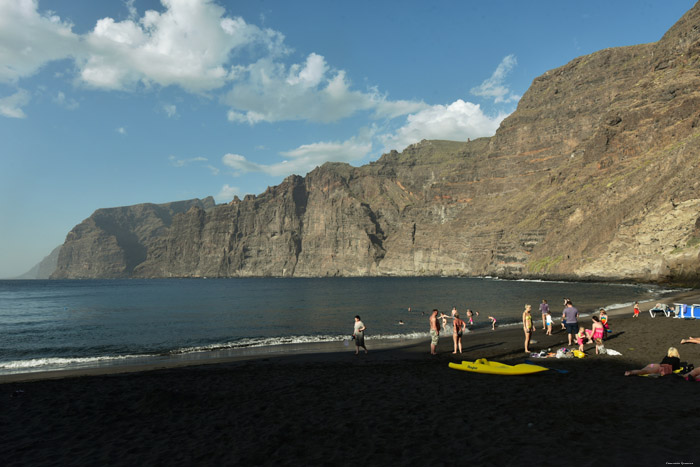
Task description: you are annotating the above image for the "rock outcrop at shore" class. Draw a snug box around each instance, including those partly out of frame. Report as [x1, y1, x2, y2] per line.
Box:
[52, 4, 700, 284]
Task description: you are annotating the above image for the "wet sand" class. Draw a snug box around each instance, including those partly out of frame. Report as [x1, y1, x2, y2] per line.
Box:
[2, 293, 700, 466]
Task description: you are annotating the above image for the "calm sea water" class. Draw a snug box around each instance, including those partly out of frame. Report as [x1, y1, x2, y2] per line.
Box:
[0, 278, 669, 375]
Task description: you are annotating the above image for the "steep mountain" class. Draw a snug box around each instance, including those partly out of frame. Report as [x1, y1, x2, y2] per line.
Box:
[52, 198, 215, 279]
[15, 245, 61, 279]
[53, 4, 700, 285]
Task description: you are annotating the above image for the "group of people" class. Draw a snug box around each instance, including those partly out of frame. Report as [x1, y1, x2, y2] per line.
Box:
[354, 299, 700, 380]
[429, 307, 476, 355]
[520, 298, 610, 354]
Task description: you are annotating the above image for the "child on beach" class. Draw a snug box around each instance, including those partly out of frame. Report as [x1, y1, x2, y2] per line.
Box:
[633, 301, 640, 318]
[545, 312, 552, 335]
[576, 326, 587, 352]
[599, 309, 609, 337]
[488, 316, 497, 330]
[589, 316, 606, 354]
[466, 309, 476, 326]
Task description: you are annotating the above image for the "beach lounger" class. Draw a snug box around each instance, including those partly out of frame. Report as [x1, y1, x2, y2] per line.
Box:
[692, 304, 700, 319]
[649, 305, 671, 318]
[674, 304, 695, 319]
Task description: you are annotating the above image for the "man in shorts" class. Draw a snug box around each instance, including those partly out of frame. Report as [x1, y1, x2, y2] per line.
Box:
[429, 309, 440, 355]
[562, 300, 579, 346]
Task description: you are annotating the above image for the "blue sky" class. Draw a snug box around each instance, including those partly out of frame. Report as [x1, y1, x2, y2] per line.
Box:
[0, 0, 695, 278]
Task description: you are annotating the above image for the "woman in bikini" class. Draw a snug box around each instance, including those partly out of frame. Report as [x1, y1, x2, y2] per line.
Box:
[452, 312, 466, 354]
[522, 304, 535, 353]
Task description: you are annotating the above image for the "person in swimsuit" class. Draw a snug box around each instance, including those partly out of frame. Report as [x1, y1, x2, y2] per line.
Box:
[353, 315, 368, 355]
[452, 312, 466, 354]
[633, 301, 640, 318]
[685, 367, 700, 381]
[589, 316, 605, 354]
[625, 347, 681, 376]
[545, 312, 553, 335]
[599, 309, 609, 338]
[488, 316, 497, 330]
[522, 304, 535, 353]
[539, 299, 549, 330]
[680, 337, 700, 344]
[429, 309, 440, 355]
[576, 326, 587, 353]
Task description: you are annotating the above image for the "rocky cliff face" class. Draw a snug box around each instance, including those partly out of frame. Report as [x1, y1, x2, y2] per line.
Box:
[15, 245, 61, 279]
[52, 198, 215, 279]
[53, 4, 700, 285]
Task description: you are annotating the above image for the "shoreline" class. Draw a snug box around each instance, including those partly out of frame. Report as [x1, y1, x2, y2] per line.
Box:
[2, 287, 697, 384]
[2, 288, 700, 465]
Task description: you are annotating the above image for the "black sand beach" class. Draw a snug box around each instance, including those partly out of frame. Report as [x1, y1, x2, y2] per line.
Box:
[2, 294, 700, 467]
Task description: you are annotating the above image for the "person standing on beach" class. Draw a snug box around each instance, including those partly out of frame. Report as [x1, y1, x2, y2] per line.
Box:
[522, 304, 535, 353]
[561, 298, 569, 330]
[429, 309, 440, 355]
[562, 300, 579, 346]
[353, 315, 368, 355]
[452, 312, 466, 354]
[633, 301, 640, 318]
[539, 299, 549, 330]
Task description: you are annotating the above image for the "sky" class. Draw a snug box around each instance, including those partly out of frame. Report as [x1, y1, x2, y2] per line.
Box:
[0, 0, 696, 278]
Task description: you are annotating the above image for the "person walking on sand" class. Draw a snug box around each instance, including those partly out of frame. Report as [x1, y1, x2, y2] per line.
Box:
[353, 315, 368, 355]
[562, 300, 579, 347]
[430, 309, 440, 355]
[452, 312, 467, 354]
[545, 312, 553, 335]
[539, 299, 549, 330]
[523, 304, 535, 353]
[633, 301, 641, 318]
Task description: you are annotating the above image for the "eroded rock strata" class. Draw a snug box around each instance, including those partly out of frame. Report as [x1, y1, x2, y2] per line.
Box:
[52, 4, 700, 285]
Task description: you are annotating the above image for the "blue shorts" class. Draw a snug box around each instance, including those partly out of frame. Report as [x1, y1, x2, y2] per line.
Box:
[565, 322, 579, 335]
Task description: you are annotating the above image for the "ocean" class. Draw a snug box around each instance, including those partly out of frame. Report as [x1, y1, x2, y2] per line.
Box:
[0, 277, 671, 375]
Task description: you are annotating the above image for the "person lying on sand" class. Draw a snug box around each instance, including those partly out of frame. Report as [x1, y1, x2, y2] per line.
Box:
[624, 347, 680, 376]
[685, 367, 700, 381]
[680, 337, 700, 344]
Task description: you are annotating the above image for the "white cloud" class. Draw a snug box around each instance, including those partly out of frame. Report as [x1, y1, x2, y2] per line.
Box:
[163, 104, 177, 117]
[222, 135, 372, 177]
[116, 126, 127, 135]
[1, 1, 424, 126]
[215, 184, 240, 203]
[169, 155, 208, 167]
[53, 91, 79, 110]
[380, 99, 506, 152]
[0, 89, 31, 118]
[225, 54, 425, 124]
[0, 0, 79, 83]
[76, 0, 287, 92]
[470, 54, 520, 104]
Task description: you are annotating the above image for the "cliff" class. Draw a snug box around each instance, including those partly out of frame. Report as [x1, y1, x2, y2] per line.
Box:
[15, 245, 61, 279]
[53, 4, 700, 285]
